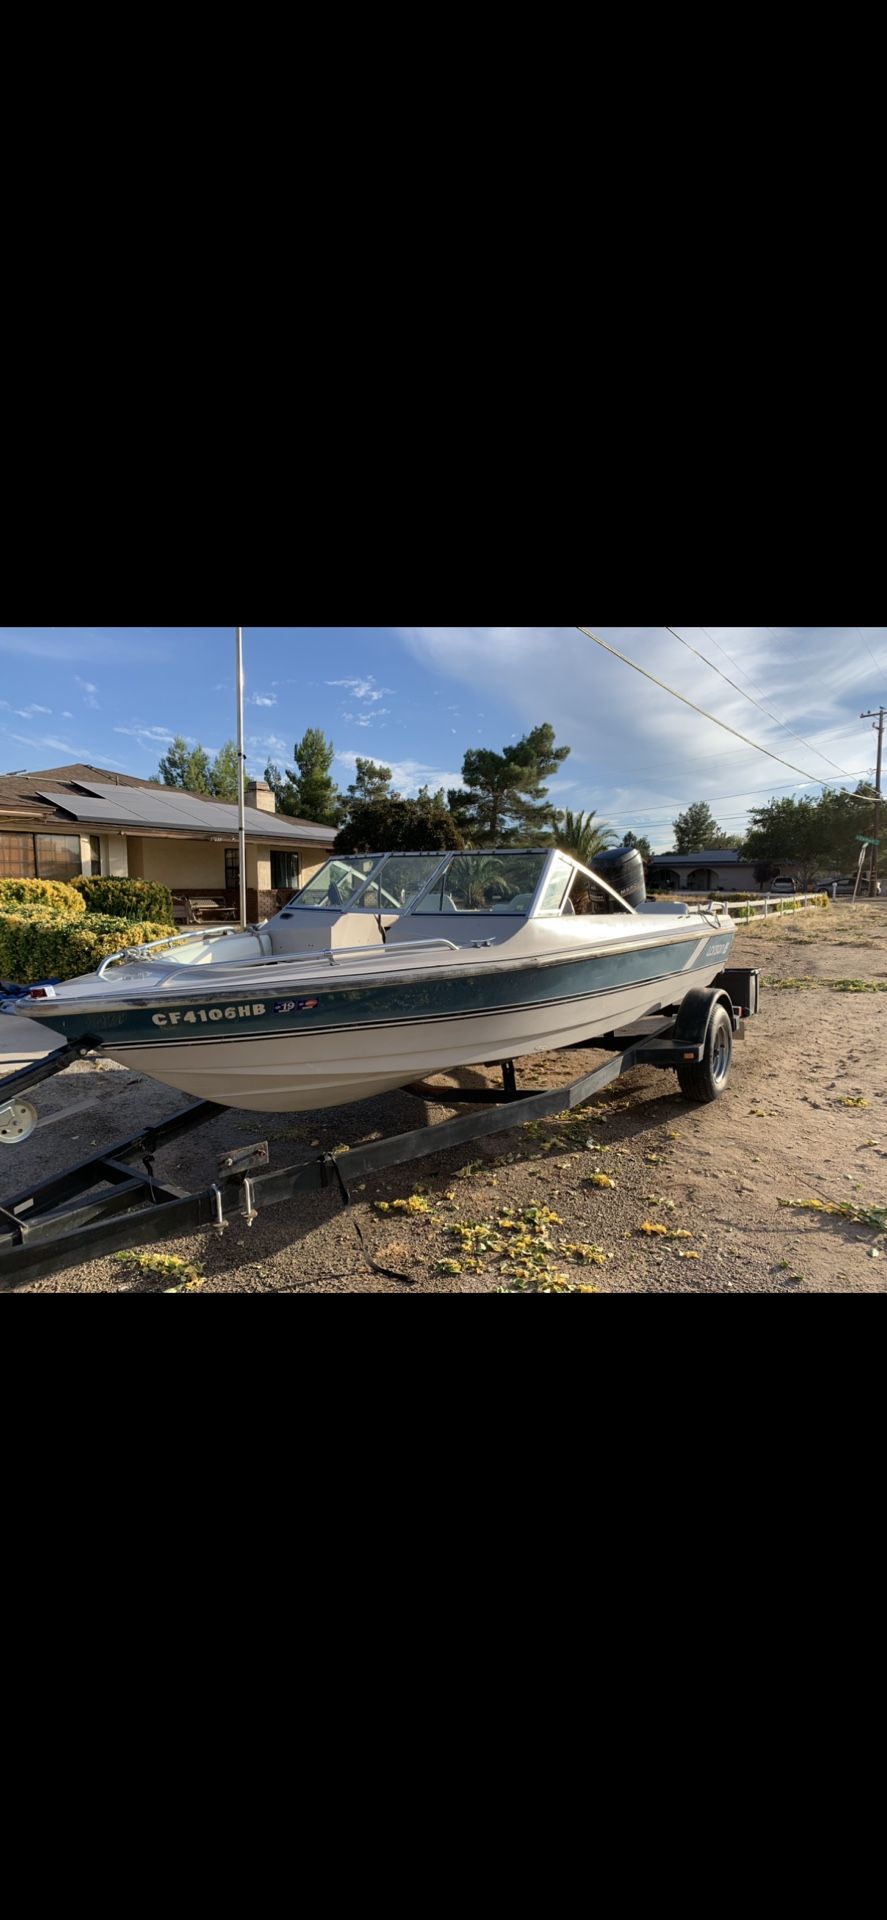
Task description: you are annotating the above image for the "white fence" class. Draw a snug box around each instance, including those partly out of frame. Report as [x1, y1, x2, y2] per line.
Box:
[703, 892, 827, 923]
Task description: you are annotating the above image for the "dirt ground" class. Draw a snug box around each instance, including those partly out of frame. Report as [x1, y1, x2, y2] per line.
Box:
[2, 900, 885, 1294]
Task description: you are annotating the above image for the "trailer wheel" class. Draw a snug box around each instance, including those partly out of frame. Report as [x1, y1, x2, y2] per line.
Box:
[676, 1005, 733, 1102]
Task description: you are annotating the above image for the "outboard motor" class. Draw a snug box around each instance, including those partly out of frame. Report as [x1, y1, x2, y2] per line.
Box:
[591, 846, 646, 908]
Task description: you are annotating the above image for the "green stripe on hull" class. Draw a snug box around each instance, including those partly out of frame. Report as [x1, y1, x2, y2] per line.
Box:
[28, 932, 734, 1050]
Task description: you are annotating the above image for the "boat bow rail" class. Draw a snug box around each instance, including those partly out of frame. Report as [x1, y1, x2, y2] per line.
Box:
[96, 925, 255, 977]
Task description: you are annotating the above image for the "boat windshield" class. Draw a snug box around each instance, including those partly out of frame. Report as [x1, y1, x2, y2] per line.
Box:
[292, 857, 382, 909]
[289, 852, 448, 914]
[411, 851, 549, 914]
[359, 854, 447, 911]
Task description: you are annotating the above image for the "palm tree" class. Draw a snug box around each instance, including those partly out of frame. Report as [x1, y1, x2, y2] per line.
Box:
[556, 809, 618, 866]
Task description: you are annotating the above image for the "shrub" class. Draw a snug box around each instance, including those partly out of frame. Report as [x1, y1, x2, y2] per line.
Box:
[0, 914, 177, 984]
[0, 877, 86, 916]
[73, 875, 175, 923]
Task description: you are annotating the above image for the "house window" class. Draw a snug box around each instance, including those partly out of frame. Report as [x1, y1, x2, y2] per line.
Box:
[0, 832, 37, 879]
[225, 849, 240, 890]
[88, 835, 102, 877]
[271, 850, 300, 889]
[35, 835, 83, 882]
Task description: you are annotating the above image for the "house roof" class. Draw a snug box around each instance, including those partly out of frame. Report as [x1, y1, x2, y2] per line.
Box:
[649, 849, 747, 865]
[0, 764, 335, 845]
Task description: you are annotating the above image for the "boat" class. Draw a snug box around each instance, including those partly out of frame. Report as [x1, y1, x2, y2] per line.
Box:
[1, 847, 735, 1113]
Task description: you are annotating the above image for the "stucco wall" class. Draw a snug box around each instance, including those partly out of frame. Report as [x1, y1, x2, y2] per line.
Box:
[130, 838, 228, 887]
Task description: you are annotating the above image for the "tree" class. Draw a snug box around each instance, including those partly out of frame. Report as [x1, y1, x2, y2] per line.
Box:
[345, 758, 393, 808]
[266, 728, 341, 825]
[448, 724, 571, 844]
[672, 801, 738, 853]
[622, 830, 653, 863]
[741, 783, 881, 887]
[556, 809, 617, 865]
[156, 737, 213, 794]
[814, 783, 880, 876]
[742, 795, 823, 888]
[154, 736, 242, 800]
[334, 786, 463, 854]
[209, 740, 241, 803]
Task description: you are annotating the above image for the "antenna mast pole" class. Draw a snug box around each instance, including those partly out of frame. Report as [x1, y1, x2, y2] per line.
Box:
[236, 627, 248, 927]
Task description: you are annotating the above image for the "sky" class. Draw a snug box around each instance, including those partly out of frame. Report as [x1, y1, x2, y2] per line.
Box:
[0, 626, 884, 852]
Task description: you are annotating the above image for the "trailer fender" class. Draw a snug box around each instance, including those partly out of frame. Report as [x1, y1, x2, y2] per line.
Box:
[672, 986, 735, 1048]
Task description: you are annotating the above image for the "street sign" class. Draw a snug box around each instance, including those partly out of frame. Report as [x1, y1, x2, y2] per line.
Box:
[855, 834, 880, 844]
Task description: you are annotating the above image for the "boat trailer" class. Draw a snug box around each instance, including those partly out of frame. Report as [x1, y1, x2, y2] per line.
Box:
[0, 969, 759, 1290]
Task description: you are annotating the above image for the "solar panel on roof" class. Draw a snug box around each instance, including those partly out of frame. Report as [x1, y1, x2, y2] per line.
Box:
[35, 786, 333, 841]
[37, 791, 145, 822]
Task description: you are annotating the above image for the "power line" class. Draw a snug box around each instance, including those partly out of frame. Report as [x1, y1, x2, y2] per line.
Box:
[575, 626, 875, 799]
[601, 767, 873, 821]
[856, 627, 887, 682]
[664, 627, 853, 776]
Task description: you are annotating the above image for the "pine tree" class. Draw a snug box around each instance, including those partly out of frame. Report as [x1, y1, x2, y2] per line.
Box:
[156, 737, 213, 794]
[672, 801, 737, 853]
[449, 724, 570, 844]
[346, 758, 394, 807]
[268, 729, 341, 824]
[209, 740, 241, 803]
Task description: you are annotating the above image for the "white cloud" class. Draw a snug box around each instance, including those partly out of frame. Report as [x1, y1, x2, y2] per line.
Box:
[336, 750, 463, 797]
[327, 675, 394, 703]
[6, 730, 127, 767]
[113, 723, 194, 745]
[247, 733, 287, 755]
[13, 705, 52, 718]
[341, 707, 390, 728]
[247, 692, 277, 707]
[75, 676, 100, 709]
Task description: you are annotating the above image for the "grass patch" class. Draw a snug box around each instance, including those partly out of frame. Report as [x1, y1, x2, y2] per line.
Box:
[778, 1196, 887, 1233]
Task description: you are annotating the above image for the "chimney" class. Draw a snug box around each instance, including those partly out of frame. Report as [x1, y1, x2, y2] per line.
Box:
[246, 779, 276, 814]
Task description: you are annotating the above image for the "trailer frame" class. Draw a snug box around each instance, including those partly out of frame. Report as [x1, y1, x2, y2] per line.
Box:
[0, 968, 758, 1290]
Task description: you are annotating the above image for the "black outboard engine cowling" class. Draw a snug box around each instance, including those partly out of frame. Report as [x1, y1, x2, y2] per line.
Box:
[591, 846, 646, 908]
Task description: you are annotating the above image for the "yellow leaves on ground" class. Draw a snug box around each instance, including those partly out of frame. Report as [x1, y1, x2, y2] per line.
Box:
[112, 1251, 205, 1291]
[588, 1173, 616, 1188]
[375, 1194, 431, 1214]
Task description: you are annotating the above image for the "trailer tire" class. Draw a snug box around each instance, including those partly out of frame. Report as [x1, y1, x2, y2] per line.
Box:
[676, 1005, 733, 1102]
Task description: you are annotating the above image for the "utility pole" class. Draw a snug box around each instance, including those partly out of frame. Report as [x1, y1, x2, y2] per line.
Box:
[860, 707, 885, 897]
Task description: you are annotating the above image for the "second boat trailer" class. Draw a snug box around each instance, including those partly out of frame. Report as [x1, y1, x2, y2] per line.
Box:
[0, 968, 759, 1290]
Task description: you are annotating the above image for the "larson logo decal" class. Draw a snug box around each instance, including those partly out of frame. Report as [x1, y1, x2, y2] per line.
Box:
[152, 1003, 267, 1027]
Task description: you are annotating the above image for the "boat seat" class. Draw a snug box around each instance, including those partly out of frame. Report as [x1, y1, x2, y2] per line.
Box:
[490, 892, 533, 913]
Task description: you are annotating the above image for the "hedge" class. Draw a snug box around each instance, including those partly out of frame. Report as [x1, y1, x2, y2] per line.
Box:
[73, 875, 175, 923]
[0, 914, 177, 984]
[0, 877, 86, 916]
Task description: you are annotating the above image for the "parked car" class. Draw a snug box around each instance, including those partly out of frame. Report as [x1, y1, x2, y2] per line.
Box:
[769, 876, 796, 894]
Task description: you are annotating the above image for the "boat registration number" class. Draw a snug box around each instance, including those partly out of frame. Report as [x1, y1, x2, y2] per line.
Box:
[152, 1003, 267, 1026]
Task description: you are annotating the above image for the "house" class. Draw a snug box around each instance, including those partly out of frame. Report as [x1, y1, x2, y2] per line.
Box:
[648, 849, 779, 894]
[0, 764, 336, 922]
